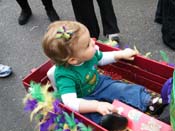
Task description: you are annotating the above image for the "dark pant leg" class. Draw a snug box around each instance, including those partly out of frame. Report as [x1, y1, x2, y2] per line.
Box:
[41, 0, 54, 11]
[97, 0, 120, 35]
[162, 0, 175, 49]
[16, 0, 31, 11]
[155, 0, 163, 24]
[71, 0, 100, 38]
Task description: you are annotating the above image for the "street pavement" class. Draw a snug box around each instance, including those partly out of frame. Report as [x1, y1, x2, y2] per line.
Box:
[0, 0, 175, 131]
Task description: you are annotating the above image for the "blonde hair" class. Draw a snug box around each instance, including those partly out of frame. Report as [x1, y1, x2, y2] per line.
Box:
[42, 21, 86, 66]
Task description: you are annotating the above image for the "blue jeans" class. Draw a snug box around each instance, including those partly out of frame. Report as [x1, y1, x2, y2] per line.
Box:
[83, 75, 151, 124]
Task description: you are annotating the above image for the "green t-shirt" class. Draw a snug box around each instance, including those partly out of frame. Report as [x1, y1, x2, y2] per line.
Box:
[54, 51, 103, 98]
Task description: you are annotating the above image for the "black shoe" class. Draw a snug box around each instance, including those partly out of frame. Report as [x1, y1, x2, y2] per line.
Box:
[147, 95, 164, 115]
[100, 113, 128, 131]
[18, 10, 32, 25]
[46, 9, 60, 22]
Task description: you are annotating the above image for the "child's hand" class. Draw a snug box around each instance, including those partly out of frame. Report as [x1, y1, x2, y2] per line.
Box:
[122, 48, 139, 60]
[114, 48, 139, 61]
[97, 101, 118, 115]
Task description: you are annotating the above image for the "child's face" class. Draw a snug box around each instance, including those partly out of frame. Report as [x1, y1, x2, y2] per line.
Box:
[74, 28, 96, 63]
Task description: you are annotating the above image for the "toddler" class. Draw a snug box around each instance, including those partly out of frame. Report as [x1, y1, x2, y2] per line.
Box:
[42, 21, 162, 130]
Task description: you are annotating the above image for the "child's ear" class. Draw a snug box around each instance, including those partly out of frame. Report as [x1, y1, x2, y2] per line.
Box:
[68, 57, 79, 65]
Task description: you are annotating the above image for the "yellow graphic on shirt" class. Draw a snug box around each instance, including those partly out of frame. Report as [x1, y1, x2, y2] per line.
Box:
[85, 71, 97, 85]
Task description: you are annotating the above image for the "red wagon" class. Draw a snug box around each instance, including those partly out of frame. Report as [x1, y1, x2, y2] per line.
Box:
[22, 41, 174, 131]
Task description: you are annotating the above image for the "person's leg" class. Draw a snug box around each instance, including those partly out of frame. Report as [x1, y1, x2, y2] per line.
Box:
[71, 0, 100, 38]
[155, 0, 163, 24]
[161, 0, 175, 49]
[41, 0, 60, 22]
[97, 0, 120, 39]
[94, 75, 163, 114]
[87, 75, 151, 111]
[16, 0, 32, 25]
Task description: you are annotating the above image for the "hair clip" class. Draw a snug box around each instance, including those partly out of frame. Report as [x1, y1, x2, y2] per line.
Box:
[56, 26, 73, 40]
